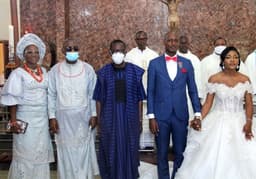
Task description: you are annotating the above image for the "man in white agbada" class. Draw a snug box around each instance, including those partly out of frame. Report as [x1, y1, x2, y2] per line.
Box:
[125, 31, 159, 150]
[200, 37, 248, 102]
[48, 39, 99, 179]
[1, 33, 54, 179]
[177, 35, 202, 119]
[244, 49, 256, 94]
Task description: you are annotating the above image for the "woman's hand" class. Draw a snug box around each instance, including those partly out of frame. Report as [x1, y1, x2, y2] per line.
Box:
[8, 120, 22, 134]
[243, 120, 254, 140]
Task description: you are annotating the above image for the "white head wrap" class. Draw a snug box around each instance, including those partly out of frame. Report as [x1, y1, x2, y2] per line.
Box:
[16, 33, 46, 64]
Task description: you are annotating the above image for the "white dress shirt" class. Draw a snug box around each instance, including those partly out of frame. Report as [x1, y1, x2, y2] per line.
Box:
[165, 54, 178, 80]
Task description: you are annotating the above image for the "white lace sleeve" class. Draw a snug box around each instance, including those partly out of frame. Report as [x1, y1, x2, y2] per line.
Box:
[206, 82, 216, 94]
[244, 81, 253, 94]
[1, 68, 23, 105]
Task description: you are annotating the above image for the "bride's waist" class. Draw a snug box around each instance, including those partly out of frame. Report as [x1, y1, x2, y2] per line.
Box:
[214, 107, 244, 113]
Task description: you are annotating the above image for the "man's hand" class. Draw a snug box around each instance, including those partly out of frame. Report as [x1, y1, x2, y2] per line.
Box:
[190, 117, 201, 131]
[49, 118, 59, 134]
[89, 116, 97, 129]
[149, 118, 159, 135]
[140, 120, 143, 133]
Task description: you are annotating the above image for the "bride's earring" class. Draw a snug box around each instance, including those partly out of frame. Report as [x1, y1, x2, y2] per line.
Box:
[236, 65, 240, 71]
[222, 64, 225, 70]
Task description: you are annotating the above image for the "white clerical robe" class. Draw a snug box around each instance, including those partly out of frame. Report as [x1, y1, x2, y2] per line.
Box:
[125, 47, 159, 149]
[48, 60, 99, 179]
[178, 50, 202, 119]
[201, 52, 249, 102]
[245, 50, 256, 94]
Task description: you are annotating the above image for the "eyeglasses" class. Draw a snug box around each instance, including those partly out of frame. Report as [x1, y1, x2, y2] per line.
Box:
[65, 46, 79, 52]
[25, 51, 39, 55]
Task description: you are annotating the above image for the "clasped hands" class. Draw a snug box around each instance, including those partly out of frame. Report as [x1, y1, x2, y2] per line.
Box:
[190, 117, 202, 131]
[149, 117, 202, 135]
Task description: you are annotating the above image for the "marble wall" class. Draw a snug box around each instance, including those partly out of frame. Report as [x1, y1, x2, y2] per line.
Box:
[20, 0, 256, 70]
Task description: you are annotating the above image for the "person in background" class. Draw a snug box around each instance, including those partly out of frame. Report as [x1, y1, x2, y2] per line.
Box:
[176, 46, 256, 179]
[48, 38, 99, 179]
[42, 42, 57, 71]
[178, 35, 202, 119]
[244, 49, 256, 94]
[1, 33, 54, 179]
[93, 39, 146, 179]
[125, 31, 159, 150]
[147, 31, 201, 179]
[200, 37, 248, 102]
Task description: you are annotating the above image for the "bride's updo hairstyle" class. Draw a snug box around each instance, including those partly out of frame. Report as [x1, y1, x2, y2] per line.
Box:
[220, 46, 241, 71]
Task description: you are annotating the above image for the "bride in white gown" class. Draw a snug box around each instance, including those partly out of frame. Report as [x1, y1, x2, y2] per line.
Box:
[175, 46, 256, 179]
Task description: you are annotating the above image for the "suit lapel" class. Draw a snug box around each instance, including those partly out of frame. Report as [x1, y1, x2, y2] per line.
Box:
[173, 57, 182, 83]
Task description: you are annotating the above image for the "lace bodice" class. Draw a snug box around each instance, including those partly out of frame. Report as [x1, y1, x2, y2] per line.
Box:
[206, 81, 253, 112]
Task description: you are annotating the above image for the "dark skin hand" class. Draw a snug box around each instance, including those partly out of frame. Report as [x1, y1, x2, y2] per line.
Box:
[243, 120, 254, 140]
[190, 117, 201, 131]
[140, 120, 143, 133]
[149, 118, 159, 136]
[49, 118, 59, 134]
[9, 105, 22, 134]
[139, 101, 143, 133]
[89, 116, 97, 129]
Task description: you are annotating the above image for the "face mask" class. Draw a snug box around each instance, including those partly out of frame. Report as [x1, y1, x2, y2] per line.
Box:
[112, 52, 125, 65]
[66, 52, 79, 62]
[214, 45, 226, 55]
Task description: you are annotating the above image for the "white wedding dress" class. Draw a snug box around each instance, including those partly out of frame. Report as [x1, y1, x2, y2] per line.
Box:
[175, 81, 256, 179]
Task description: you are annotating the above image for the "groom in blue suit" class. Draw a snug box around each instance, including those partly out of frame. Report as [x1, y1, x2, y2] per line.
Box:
[147, 31, 201, 179]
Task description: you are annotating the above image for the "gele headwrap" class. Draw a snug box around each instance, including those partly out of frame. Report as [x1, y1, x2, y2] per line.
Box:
[16, 33, 46, 64]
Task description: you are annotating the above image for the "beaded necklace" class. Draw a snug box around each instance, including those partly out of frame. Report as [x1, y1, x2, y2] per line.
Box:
[24, 63, 43, 82]
[58, 61, 85, 78]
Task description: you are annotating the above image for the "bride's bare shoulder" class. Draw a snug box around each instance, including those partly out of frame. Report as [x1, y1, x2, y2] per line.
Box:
[208, 72, 223, 83]
[237, 72, 251, 83]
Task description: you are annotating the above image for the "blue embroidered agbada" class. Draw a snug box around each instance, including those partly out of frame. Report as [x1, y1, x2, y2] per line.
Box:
[93, 63, 146, 179]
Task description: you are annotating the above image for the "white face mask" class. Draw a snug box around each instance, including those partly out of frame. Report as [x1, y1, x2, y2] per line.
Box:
[112, 52, 125, 65]
[214, 45, 226, 55]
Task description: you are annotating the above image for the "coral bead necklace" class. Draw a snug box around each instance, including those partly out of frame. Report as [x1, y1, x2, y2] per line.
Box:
[24, 63, 43, 82]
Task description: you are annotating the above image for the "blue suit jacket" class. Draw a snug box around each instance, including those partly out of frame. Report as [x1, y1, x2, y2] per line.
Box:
[147, 55, 201, 121]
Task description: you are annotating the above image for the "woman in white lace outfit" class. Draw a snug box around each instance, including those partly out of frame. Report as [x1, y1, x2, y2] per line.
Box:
[175, 46, 256, 179]
[1, 33, 54, 179]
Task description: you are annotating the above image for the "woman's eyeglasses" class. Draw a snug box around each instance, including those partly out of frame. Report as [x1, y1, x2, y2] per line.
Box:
[66, 46, 79, 52]
[25, 51, 39, 55]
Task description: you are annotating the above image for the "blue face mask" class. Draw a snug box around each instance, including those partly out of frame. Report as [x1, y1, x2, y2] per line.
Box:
[65, 52, 79, 62]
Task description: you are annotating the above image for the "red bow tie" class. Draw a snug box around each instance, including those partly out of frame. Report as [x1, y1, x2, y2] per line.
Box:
[165, 56, 177, 62]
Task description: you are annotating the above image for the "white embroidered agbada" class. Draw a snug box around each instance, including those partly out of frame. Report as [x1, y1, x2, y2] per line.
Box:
[48, 59, 99, 179]
[244, 50, 256, 94]
[1, 67, 54, 179]
[178, 50, 202, 119]
[125, 47, 159, 149]
[200, 52, 248, 102]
